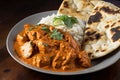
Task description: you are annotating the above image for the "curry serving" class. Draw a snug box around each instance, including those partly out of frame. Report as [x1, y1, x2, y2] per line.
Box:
[14, 24, 91, 71]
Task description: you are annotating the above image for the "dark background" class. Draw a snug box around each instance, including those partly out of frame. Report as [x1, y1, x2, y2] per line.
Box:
[0, 0, 62, 48]
[0, 0, 120, 80]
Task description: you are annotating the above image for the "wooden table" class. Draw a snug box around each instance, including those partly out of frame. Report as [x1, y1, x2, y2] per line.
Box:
[0, 0, 120, 80]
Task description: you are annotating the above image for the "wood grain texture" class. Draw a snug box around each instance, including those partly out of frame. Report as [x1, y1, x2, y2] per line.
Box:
[0, 0, 120, 80]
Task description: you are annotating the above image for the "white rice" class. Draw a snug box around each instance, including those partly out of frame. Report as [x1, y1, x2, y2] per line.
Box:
[38, 14, 85, 45]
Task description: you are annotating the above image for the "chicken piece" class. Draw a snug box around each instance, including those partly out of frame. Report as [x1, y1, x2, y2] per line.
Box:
[24, 24, 46, 40]
[78, 51, 91, 67]
[61, 50, 76, 71]
[62, 49, 76, 66]
[16, 33, 28, 45]
[34, 39, 46, 54]
[32, 55, 41, 67]
[65, 33, 80, 50]
[32, 55, 52, 67]
[52, 52, 63, 69]
[52, 50, 76, 70]
[52, 42, 77, 70]
[20, 41, 33, 58]
[39, 56, 51, 67]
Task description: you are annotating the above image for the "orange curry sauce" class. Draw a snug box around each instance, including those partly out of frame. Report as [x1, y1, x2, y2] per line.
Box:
[14, 24, 91, 72]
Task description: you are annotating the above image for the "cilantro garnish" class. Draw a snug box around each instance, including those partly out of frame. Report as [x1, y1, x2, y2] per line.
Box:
[41, 26, 50, 32]
[53, 15, 78, 28]
[50, 29, 63, 40]
[41, 25, 63, 40]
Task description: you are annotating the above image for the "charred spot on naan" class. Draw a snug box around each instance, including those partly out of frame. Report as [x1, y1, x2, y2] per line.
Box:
[60, 9, 63, 12]
[94, 7, 99, 11]
[95, 49, 107, 53]
[101, 49, 107, 52]
[63, 1, 69, 8]
[111, 23, 116, 27]
[95, 33, 101, 40]
[111, 26, 120, 42]
[85, 27, 90, 31]
[86, 31, 96, 36]
[85, 30, 102, 42]
[100, 6, 120, 14]
[118, 20, 120, 22]
[88, 12, 102, 24]
[105, 25, 109, 28]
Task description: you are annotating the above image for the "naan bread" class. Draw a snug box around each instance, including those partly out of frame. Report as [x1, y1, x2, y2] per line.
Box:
[84, 1, 120, 59]
[58, 0, 97, 21]
[90, 0, 100, 6]
[58, 0, 102, 21]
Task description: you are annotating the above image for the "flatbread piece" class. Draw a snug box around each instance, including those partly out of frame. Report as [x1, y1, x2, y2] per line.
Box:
[58, 0, 98, 21]
[84, 1, 120, 59]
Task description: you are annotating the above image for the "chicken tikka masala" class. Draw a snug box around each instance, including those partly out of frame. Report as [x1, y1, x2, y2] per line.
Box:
[14, 24, 91, 71]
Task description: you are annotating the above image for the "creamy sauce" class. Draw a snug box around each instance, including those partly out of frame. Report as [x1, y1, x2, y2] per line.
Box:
[14, 24, 91, 72]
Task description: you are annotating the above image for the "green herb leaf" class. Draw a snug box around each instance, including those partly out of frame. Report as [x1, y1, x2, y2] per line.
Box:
[53, 15, 78, 28]
[50, 29, 63, 40]
[41, 26, 50, 32]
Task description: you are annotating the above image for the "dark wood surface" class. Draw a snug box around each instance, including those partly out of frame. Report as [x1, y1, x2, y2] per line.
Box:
[0, 0, 120, 80]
